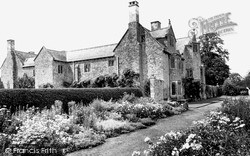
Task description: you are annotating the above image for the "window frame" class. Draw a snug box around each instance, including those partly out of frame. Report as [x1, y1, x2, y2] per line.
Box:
[186, 68, 193, 78]
[178, 81, 182, 95]
[193, 44, 198, 52]
[172, 81, 177, 95]
[58, 65, 63, 74]
[84, 63, 91, 72]
[108, 60, 114, 67]
[171, 56, 176, 69]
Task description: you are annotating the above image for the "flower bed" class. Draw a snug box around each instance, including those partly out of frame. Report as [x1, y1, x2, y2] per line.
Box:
[0, 96, 188, 156]
[132, 98, 250, 156]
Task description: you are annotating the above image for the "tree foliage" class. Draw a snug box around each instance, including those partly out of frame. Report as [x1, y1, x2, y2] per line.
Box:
[17, 74, 35, 88]
[0, 78, 4, 89]
[199, 32, 229, 60]
[199, 33, 230, 85]
[182, 77, 201, 101]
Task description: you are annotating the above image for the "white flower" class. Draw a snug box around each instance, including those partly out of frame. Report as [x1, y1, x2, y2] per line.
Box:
[186, 134, 196, 143]
[132, 151, 141, 156]
[165, 131, 177, 139]
[220, 116, 230, 122]
[143, 150, 150, 156]
[144, 137, 151, 143]
[180, 143, 190, 151]
[159, 136, 166, 141]
[233, 117, 241, 123]
[171, 147, 179, 156]
[190, 142, 203, 150]
[236, 124, 245, 129]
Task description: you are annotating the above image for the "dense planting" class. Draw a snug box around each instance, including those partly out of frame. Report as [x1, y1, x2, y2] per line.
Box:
[0, 88, 143, 113]
[133, 98, 250, 156]
[0, 95, 188, 156]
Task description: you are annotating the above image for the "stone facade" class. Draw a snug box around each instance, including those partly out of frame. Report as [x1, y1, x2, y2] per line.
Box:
[34, 47, 54, 88]
[69, 57, 117, 82]
[0, 1, 205, 101]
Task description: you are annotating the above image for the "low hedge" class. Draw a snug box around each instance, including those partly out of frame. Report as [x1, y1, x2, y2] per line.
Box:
[0, 88, 143, 113]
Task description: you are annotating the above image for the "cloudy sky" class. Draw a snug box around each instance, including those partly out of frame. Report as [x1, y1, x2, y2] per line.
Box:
[0, 0, 249, 77]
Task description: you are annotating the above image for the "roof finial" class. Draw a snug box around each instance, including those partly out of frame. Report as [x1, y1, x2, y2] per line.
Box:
[192, 29, 197, 42]
[168, 19, 171, 26]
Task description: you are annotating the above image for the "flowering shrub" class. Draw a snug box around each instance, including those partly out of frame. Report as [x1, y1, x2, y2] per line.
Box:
[0, 95, 188, 155]
[134, 111, 250, 156]
[116, 101, 177, 120]
[221, 97, 250, 130]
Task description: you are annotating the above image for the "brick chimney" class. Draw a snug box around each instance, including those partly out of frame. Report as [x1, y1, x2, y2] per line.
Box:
[151, 21, 161, 31]
[129, 1, 139, 23]
[7, 39, 17, 88]
[7, 39, 15, 53]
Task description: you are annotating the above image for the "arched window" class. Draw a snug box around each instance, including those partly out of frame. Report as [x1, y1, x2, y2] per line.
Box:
[171, 57, 175, 68]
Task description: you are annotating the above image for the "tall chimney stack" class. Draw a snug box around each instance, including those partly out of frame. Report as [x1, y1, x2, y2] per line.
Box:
[7, 39, 15, 53]
[129, 1, 139, 23]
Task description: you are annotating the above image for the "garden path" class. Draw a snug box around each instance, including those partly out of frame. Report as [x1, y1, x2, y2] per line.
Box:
[67, 97, 224, 156]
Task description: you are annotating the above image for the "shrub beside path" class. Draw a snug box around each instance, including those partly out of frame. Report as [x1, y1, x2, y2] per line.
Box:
[67, 97, 224, 156]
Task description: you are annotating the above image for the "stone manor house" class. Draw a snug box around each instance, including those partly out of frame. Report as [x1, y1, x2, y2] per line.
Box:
[0, 1, 205, 100]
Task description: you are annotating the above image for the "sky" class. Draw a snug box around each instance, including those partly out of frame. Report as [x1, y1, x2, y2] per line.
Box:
[0, 0, 249, 77]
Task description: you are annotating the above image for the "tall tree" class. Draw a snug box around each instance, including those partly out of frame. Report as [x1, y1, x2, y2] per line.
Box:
[199, 33, 230, 85]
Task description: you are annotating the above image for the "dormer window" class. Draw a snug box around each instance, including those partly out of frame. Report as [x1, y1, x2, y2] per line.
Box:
[193, 44, 198, 52]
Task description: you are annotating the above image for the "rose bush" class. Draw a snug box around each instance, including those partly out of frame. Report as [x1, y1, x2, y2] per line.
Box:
[134, 110, 250, 156]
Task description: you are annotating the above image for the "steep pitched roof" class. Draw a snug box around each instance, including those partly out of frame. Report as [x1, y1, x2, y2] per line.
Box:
[15, 51, 36, 64]
[34, 46, 66, 62]
[47, 49, 66, 61]
[149, 26, 170, 38]
[67, 43, 117, 62]
[23, 58, 35, 67]
[176, 37, 190, 54]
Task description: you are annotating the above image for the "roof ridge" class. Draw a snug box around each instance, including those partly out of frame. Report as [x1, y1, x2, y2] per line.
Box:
[70, 43, 117, 52]
[47, 48, 65, 52]
[150, 26, 170, 32]
[176, 36, 189, 40]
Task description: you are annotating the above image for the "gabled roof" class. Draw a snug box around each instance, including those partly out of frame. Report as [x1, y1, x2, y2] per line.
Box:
[34, 46, 66, 62]
[23, 58, 35, 67]
[149, 26, 170, 38]
[67, 43, 117, 62]
[15, 51, 36, 64]
[47, 49, 66, 61]
[176, 37, 190, 54]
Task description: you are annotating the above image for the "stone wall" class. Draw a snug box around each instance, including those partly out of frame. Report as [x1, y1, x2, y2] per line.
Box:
[150, 77, 164, 102]
[34, 48, 54, 88]
[69, 57, 117, 82]
[52, 61, 73, 88]
[115, 22, 141, 76]
[183, 44, 202, 80]
[1, 54, 14, 89]
[169, 55, 184, 99]
[22, 66, 35, 78]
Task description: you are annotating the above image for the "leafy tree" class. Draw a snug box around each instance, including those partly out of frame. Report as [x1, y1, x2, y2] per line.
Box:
[239, 72, 250, 88]
[17, 74, 35, 88]
[117, 69, 140, 87]
[228, 73, 243, 85]
[0, 78, 4, 89]
[182, 77, 201, 101]
[199, 32, 229, 60]
[199, 33, 230, 85]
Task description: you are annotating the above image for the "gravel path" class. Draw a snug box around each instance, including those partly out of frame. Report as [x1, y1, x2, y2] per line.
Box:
[67, 97, 224, 156]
